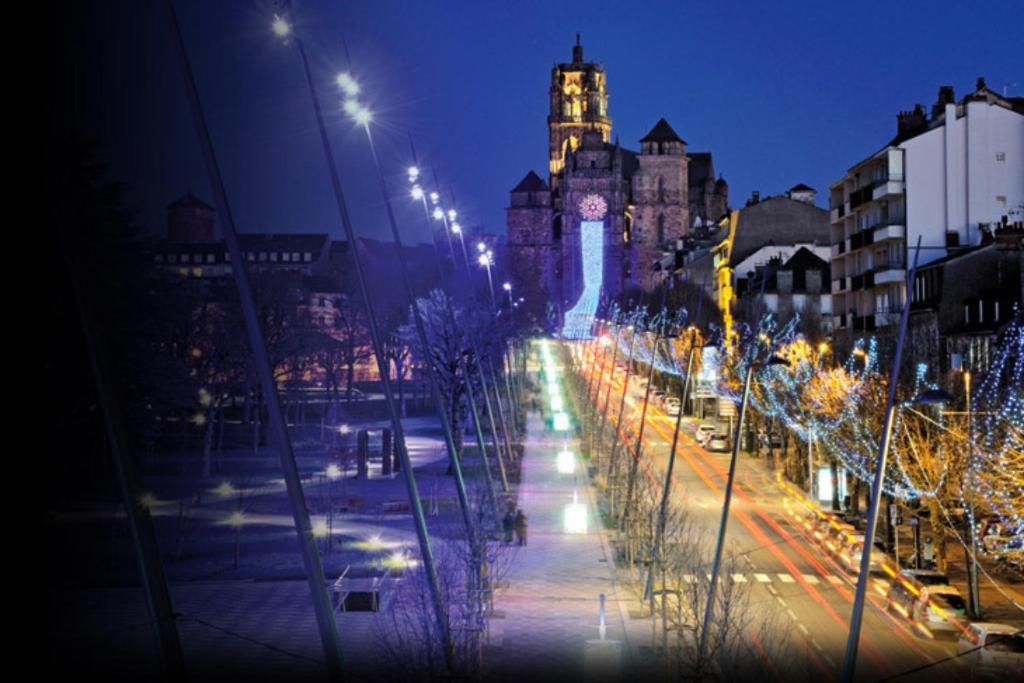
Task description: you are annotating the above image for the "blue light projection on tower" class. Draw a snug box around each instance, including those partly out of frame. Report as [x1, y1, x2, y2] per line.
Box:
[561, 219, 603, 339]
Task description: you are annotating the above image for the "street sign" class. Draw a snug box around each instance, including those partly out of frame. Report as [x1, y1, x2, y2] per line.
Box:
[718, 398, 736, 417]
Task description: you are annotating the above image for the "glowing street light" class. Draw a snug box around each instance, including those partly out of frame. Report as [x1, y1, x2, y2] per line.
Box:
[411, 185, 424, 200]
[477, 252, 491, 267]
[271, 14, 292, 38]
[451, 222, 462, 234]
[503, 282, 511, 291]
[477, 242, 486, 253]
[447, 209, 457, 221]
[326, 464, 342, 480]
[429, 191, 439, 204]
[432, 207, 444, 220]
[407, 166, 420, 180]
[335, 72, 360, 97]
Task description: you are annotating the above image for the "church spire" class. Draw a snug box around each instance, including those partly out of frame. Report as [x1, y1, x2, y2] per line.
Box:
[573, 33, 583, 63]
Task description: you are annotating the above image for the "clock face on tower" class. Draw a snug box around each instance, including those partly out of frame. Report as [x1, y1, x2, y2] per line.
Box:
[578, 193, 608, 221]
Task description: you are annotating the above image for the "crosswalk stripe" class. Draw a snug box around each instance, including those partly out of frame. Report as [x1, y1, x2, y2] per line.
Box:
[732, 574, 747, 583]
[754, 573, 771, 583]
[778, 573, 795, 583]
[827, 575, 843, 585]
[803, 574, 820, 584]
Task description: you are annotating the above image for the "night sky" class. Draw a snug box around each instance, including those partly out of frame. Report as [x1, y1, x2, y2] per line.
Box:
[48, 0, 1023, 243]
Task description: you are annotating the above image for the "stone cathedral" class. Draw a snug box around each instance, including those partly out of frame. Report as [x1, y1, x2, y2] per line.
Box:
[506, 37, 728, 335]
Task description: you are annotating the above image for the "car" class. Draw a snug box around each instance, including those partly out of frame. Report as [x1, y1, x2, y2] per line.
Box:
[694, 424, 716, 444]
[957, 623, 1024, 675]
[705, 433, 731, 452]
[768, 432, 783, 449]
[886, 569, 966, 634]
[664, 401, 682, 416]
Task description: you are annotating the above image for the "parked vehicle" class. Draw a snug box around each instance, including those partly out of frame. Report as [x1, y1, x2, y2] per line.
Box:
[705, 433, 731, 452]
[957, 622, 1024, 675]
[768, 432, 783, 449]
[886, 569, 966, 634]
[694, 424, 716, 444]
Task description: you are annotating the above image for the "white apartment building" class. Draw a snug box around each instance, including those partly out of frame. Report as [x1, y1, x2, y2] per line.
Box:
[829, 78, 1024, 336]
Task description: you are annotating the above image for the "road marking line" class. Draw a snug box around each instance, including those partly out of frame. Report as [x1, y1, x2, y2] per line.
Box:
[812, 640, 825, 652]
[788, 609, 799, 621]
[778, 573, 795, 583]
[798, 623, 810, 635]
[754, 573, 771, 583]
[803, 574, 820, 584]
[732, 574, 747, 583]
[826, 575, 843, 585]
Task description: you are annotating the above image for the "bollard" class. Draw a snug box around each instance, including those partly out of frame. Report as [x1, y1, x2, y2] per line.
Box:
[356, 429, 369, 479]
[381, 428, 393, 476]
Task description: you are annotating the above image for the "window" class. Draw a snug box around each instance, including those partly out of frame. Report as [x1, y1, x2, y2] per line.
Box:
[964, 304, 970, 324]
[304, 252, 313, 262]
[206, 254, 214, 263]
[996, 152, 1006, 162]
[657, 214, 665, 244]
[169, 254, 177, 264]
[282, 253, 290, 262]
[259, 252, 267, 262]
[270, 253, 278, 262]
[292, 253, 299, 262]
[181, 254, 190, 263]
[193, 254, 202, 263]
[978, 300, 984, 324]
[996, 195, 1007, 207]
[995, 301, 1000, 321]
[155, 254, 164, 263]
[247, 252, 255, 262]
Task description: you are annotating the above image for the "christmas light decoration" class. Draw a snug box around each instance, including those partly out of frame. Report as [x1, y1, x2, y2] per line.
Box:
[562, 220, 603, 339]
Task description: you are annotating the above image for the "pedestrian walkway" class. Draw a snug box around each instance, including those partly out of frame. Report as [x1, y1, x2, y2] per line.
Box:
[486, 410, 643, 681]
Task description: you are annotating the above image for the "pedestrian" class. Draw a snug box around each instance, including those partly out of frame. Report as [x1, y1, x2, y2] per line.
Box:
[515, 510, 528, 546]
[502, 508, 515, 545]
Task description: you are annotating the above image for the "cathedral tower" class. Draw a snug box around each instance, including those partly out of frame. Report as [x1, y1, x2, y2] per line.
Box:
[548, 35, 611, 191]
[632, 118, 689, 290]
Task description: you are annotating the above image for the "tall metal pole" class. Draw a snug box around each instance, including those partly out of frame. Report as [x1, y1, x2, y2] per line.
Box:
[447, 222, 513, 490]
[699, 361, 755, 657]
[361, 124, 464, 670]
[965, 370, 981, 617]
[646, 332, 698, 606]
[57, 206, 186, 680]
[840, 237, 922, 683]
[163, 3, 343, 676]
[594, 318, 624, 457]
[621, 317, 664, 529]
[607, 318, 640, 515]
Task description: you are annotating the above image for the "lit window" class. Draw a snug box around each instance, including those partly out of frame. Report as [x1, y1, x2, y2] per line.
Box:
[247, 252, 255, 262]
[292, 253, 300, 261]
[282, 253, 290, 262]
[995, 301, 1000, 321]
[259, 252, 267, 262]
[271, 253, 278, 262]
[304, 252, 312, 262]
[978, 300, 983, 324]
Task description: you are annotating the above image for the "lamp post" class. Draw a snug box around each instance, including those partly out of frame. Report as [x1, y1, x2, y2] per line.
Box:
[698, 351, 789, 657]
[841, 237, 923, 683]
[166, 6, 341, 677]
[964, 370, 981, 618]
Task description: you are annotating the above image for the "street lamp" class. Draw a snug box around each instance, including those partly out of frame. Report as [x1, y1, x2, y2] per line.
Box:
[700, 351, 789, 657]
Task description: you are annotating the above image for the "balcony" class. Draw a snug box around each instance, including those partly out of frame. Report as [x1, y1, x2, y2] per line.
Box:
[874, 266, 906, 285]
[831, 239, 847, 258]
[873, 224, 905, 241]
[832, 277, 847, 294]
[872, 179, 905, 201]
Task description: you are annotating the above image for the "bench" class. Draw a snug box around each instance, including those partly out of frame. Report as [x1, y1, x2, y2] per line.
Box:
[333, 567, 399, 613]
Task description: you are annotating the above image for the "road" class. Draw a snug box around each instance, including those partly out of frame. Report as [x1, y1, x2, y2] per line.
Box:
[576, 341, 987, 682]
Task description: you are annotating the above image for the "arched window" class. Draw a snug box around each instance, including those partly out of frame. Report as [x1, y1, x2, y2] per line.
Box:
[657, 214, 665, 244]
[657, 177, 665, 202]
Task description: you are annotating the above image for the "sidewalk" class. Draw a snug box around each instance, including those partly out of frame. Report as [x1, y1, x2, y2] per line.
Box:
[486, 410, 645, 681]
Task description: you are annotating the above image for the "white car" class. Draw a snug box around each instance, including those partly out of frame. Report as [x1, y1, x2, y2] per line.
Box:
[694, 424, 716, 444]
[957, 623, 1024, 675]
[705, 433, 731, 452]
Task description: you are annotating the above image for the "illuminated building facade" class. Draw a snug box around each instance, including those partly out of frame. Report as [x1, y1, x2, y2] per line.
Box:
[507, 37, 728, 334]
